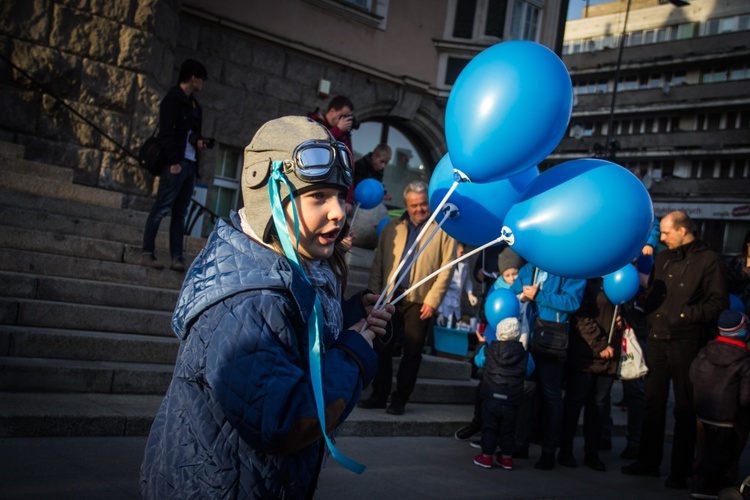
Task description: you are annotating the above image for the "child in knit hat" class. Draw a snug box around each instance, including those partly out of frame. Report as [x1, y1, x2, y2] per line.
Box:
[689, 310, 750, 498]
[473, 317, 529, 470]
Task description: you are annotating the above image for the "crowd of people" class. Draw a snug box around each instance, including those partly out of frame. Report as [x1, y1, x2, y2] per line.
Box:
[136, 63, 750, 499]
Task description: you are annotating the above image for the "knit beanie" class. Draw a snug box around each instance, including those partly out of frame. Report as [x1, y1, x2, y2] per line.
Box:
[242, 116, 351, 242]
[497, 247, 525, 274]
[717, 310, 749, 340]
[496, 317, 520, 342]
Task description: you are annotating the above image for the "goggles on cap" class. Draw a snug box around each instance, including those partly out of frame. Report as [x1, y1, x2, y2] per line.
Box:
[282, 140, 353, 187]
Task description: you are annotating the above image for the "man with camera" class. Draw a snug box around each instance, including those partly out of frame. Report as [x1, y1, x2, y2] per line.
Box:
[310, 95, 357, 212]
[140, 59, 210, 272]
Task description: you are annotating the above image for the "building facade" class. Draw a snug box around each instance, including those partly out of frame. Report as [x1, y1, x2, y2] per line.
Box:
[554, 0, 750, 254]
[0, 0, 565, 233]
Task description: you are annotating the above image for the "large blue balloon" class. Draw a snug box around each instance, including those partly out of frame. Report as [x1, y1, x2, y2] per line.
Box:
[445, 41, 573, 183]
[484, 287, 520, 335]
[603, 264, 640, 305]
[503, 159, 654, 279]
[354, 178, 384, 209]
[428, 153, 538, 247]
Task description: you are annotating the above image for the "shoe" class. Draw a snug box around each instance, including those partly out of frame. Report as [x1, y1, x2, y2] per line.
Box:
[557, 452, 577, 468]
[665, 475, 688, 489]
[469, 439, 481, 449]
[170, 256, 186, 272]
[455, 422, 481, 441]
[139, 253, 164, 270]
[583, 454, 606, 472]
[386, 400, 405, 415]
[598, 437, 612, 451]
[357, 395, 387, 409]
[534, 452, 555, 470]
[474, 453, 493, 469]
[512, 447, 529, 459]
[619, 444, 639, 460]
[621, 461, 660, 477]
[494, 454, 513, 470]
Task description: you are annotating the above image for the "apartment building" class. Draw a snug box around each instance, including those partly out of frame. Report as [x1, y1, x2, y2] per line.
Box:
[552, 0, 750, 253]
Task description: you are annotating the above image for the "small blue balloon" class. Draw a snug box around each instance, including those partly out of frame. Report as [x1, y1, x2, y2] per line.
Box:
[503, 159, 654, 279]
[484, 287, 520, 334]
[603, 264, 641, 305]
[730, 294, 746, 313]
[354, 179, 384, 209]
[376, 217, 390, 238]
[428, 153, 538, 247]
[446, 41, 572, 182]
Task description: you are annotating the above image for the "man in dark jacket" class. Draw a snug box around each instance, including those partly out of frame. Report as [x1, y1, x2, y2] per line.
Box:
[622, 211, 729, 490]
[140, 59, 208, 272]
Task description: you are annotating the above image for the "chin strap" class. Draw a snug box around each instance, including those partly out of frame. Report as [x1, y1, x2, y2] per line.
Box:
[268, 161, 365, 474]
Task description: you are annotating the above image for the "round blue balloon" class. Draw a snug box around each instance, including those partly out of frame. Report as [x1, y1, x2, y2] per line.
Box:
[730, 294, 746, 313]
[484, 287, 520, 334]
[428, 153, 538, 247]
[354, 178, 384, 209]
[503, 159, 654, 279]
[603, 264, 641, 305]
[445, 41, 572, 183]
[376, 217, 390, 238]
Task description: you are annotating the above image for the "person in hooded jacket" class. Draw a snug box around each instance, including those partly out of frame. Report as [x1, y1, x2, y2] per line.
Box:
[139, 116, 394, 499]
[689, 310, 750, 498]
[557, 277, 623, 472]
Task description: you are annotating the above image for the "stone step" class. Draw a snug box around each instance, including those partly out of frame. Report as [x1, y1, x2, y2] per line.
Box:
[0, 141, 25, 160]
[0, 225, 126, 263]
[0, 247, 187, 290]
[0, 169, 123, 209]
[0, 155, 74, 183]
[0, 392, 476, 438]
[0, 297, 173, 337]
[0, 326, 180, 364]
[0, 357, 175, 394]
[0, 271, 179, 311]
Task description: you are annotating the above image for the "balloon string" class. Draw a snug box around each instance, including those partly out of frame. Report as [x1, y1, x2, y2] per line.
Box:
[370, 179, 460, 315]
[391, 234, 509, 307]
[607, 304, 620, 345]
[349, 203, 361, 230]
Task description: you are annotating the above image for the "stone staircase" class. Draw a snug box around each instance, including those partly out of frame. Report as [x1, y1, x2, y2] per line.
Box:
[0, 141, 477, 438]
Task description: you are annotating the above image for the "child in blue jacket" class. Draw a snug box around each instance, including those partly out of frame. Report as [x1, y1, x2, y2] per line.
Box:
[140, 116, 394, 499]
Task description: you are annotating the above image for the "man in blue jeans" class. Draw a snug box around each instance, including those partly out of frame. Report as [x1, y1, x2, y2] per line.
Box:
[141, 59, 208, 272]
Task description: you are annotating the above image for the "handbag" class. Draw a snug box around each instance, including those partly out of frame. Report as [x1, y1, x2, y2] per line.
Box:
[137, 126, 164, 175]
[618, 326, 648, 380]
[531, 317, 569, 360]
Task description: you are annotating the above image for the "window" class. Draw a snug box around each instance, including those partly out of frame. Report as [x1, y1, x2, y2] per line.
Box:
[669, 71, 686, 85]
[739, 15, 750, 31]
[445, 57, 471, 85]
[643, 30, 655, 44]
[705, 19, 719, 36]
[629, 30, 643, 46]
[484, 0, 508, 37]
[510, 0, 540, 41]
[649, 73, 662, 88]
[451, 0, 508, 40]
[210, 146, 242, 221]
[655, 27, 671, 42]
[719, 17, 736, 33]
[305, 0, 389, 29]
[453, 0, 477, 38]
[676, 22, 696, 39]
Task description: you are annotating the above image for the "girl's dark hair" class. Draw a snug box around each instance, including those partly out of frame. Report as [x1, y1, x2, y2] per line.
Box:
[178, 59, 208, 83]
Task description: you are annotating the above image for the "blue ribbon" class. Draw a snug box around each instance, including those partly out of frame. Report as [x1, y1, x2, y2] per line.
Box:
[268, 161, 365, 474]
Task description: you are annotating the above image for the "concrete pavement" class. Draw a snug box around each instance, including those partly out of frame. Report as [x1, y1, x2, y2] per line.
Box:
[2, 434, 748, 499]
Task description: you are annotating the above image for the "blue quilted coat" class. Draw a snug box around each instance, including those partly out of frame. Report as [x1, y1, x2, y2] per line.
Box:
[140, 214, 377, 499]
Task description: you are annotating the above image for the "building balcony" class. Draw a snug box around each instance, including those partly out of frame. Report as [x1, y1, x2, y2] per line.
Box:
[648, 177, 750, 197]
[556, 129, 750, 155]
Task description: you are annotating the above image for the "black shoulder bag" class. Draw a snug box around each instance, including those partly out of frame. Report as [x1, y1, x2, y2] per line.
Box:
[137, 125, 164, 175]
[530, 293, 569, 361]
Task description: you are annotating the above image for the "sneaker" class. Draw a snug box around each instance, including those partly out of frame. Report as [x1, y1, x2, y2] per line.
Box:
[473, 453, 493, 469]
[495, 454, 513, 470]
[454, 422, 481, 441]
[583, 454, 606, 472]
[170, 256, 186, 272]
[469, 439, 481, 449]
[621, 461, 660, 477]
[139, 253, 164, 270]
[534, 452, 555, 470]
[619, 444, 639, 460]
[357, 395, 387, 409]
[557, 452, 577, 468]
[386, 400, 405, 415]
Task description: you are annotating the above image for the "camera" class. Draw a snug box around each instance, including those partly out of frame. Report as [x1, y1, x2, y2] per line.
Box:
[343, 114, 360, 131]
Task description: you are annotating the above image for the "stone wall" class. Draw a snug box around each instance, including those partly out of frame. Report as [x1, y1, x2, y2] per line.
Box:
[0, 1, 447, 216]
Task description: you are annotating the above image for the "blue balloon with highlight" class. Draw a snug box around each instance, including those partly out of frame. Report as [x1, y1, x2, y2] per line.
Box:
[603, 264, 641, 305]
[428, 153, 538, 247]
[354, 179, 384, 209]
[484, 287, 520, 335]
[445, 41, 573, 182]
[502, 159, 654, 279]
